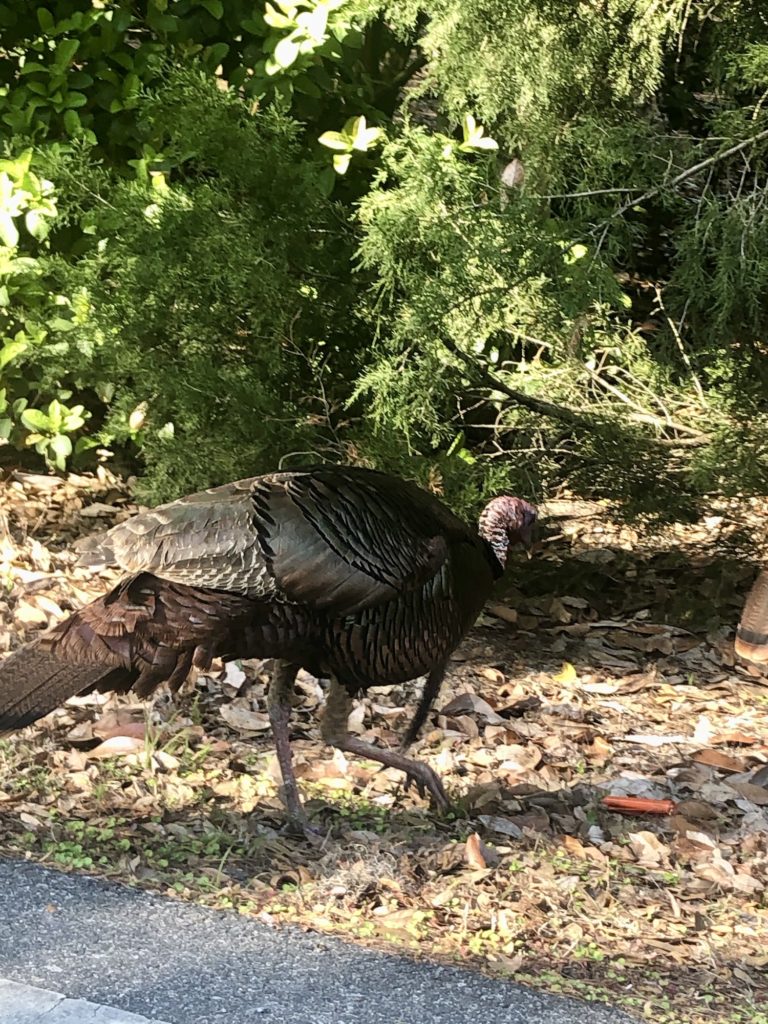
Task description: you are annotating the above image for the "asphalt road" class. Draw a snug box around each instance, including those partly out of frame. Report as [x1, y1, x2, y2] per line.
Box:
[0, 858, 634, 1024]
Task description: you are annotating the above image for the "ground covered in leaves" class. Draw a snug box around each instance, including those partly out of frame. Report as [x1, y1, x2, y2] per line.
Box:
[1, 471, 766, 1024]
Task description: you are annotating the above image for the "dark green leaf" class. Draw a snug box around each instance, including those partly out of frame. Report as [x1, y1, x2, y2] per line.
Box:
[201, 0, 224, 18]
[36, 8, 55, 33]
[54, 38, 80, 67]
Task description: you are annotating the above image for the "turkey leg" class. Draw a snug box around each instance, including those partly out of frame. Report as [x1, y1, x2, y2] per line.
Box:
[267, 660, 304, 822]
[400, 660, 448, 750]
[322, 676, 450, 813]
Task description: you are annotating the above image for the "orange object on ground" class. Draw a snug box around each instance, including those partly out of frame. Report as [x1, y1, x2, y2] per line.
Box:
[602, 795, 676, 815]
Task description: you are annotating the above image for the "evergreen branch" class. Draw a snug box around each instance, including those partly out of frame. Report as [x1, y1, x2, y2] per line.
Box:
[586, 367, 709, 442]
[436, 330, 710, 444]
[626, 412, 707, 439]
[391, 55, 428, 91]
[536, 187, 645, 200]
[434, 332, 593, 428]
[653, 287, 707, 408]
[609, 127, 768, 221]
[589, 372, 708, 444]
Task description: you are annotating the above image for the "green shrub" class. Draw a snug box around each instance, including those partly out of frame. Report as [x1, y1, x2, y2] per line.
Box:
[45, 72, 363, 499]
[3, 1, 768, 517]
[0, 146, 94, 467]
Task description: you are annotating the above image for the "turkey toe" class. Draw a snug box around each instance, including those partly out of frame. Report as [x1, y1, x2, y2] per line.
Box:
[402, 763, 451, 812]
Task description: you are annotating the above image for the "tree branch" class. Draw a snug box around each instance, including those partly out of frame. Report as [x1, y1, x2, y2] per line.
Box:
[586, 368, 708, 441]
[436, 333, 593, 428]
[436, 330, 712, 445]
[608, 127, 768, 222]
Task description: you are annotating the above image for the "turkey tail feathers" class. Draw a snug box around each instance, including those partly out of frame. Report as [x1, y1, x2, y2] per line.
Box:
[0, 574, 254, 737]
[0, 642, 117, 735]
[735, 570, 768, 663]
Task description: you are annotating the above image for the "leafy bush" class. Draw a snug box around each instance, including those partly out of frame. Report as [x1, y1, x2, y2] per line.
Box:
[44, 72, 363, 499]
[0, 147, 93, 467]
[351, 0, 768, 513]
[0, 0, 389, 155]
[3, 1, 768, 518]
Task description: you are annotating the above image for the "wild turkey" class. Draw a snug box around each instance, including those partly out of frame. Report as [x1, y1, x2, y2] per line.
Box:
[735, 570, 768, 663]
[0, 465, 536, 819]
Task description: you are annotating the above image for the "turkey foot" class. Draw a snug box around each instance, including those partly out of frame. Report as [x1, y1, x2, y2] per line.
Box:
[400, 763, 450, 808]
[322, 676, 451, 813]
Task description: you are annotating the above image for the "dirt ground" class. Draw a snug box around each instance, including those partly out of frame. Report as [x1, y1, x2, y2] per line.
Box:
[1, 469, 766, 1023]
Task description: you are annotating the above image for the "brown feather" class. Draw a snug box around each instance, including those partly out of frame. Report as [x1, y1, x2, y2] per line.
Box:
[0, 573, 260, 733]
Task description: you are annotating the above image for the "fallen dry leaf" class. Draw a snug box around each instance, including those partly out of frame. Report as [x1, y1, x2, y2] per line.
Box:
[710, 729, 761, 746]
[692, 748, 748, 773]
[561, 834, 588, 858]
[584, 735, 613, 765]
[94, 710, 146, 741]
[219, 702, 271, 733]
[86, 735, 146, 759]
[628, 830, 670, 868]
[477, 815, 523, 839]
[464, 832, 488, 869]
[727, 781, 768, 805]
[14, 600, 48, 626]
[486, 601, 518, 624]
[440, 693, 506, 724]
[552, 662, 578, 684]
[674, 799, 721, 820]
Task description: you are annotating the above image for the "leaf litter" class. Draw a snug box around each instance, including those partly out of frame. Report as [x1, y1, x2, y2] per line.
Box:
[0, 473, 767, 1023]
